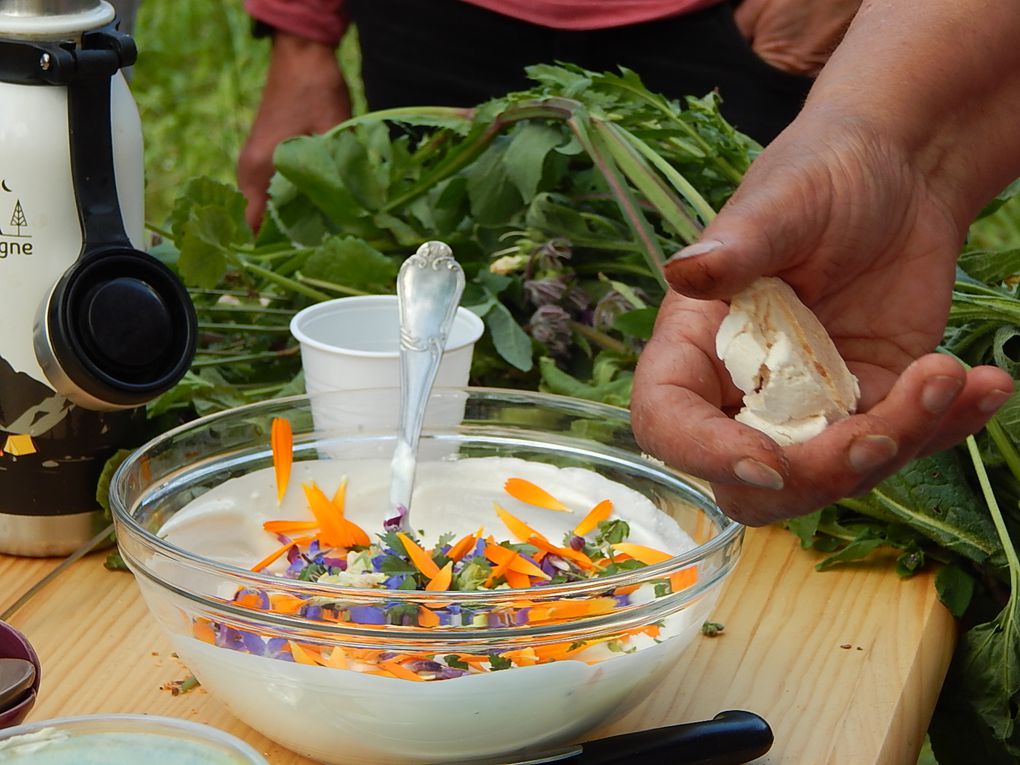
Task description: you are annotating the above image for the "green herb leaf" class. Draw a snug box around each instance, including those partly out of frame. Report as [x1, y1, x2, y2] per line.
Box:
[302, 236, 398, 293]
[936, 563, 977, 618]
[484, 302, 534, 371]
[611, 307, 657, 341]
[503, 122, 566, 202]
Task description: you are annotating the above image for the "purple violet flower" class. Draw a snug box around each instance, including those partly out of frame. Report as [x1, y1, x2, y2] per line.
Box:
[569, 535, 586, 551]
[349, 605, 387, 625]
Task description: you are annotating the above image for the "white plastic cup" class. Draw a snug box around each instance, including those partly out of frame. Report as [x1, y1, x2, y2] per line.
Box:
[290, 296, 484, 439]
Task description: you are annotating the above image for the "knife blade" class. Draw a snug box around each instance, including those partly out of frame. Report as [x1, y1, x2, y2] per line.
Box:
[439, 710, 773, 765]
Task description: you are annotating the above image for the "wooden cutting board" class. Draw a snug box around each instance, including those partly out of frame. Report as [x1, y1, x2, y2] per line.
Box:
[1, 524, 954, 764]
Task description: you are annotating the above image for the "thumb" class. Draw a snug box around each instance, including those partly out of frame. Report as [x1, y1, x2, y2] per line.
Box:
[664, 139, 833, 301]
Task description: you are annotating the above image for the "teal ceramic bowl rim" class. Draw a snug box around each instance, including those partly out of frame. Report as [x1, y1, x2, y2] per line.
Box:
[0, 714, 268, 764]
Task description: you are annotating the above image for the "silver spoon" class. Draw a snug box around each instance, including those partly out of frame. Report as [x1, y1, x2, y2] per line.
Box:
[0, 658, 35, 710]
[388, 241, 465, 531]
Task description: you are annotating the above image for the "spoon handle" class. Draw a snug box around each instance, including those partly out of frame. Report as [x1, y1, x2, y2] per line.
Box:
[389, 242, 465, 521]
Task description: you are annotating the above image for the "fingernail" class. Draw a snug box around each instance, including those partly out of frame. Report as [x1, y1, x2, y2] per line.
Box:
[666, 239, 723, 265]
[849, 435, 898, 473]
[979, 388, 1013, 414]
[922, 375, 963, 414]
[734, 457, 784, 490]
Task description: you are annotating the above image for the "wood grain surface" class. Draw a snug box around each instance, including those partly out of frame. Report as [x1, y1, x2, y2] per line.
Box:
[1, 526, 955, 764]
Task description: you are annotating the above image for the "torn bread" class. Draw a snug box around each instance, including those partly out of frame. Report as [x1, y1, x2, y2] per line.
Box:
[715, 277, 860, 446]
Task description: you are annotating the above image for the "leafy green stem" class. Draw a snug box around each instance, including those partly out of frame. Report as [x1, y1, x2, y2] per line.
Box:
[569, 113, 668, 290]
[569, 321, 632, 356]
[240, 261, 332, 301]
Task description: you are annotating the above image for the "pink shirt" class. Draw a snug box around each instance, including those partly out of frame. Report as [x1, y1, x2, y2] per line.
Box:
[246, 0, 721, 46]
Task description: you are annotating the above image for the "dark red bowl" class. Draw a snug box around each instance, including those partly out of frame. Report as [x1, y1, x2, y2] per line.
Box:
[0, 622, 40, 729]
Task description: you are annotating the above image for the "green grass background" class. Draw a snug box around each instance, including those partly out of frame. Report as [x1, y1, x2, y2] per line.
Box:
[125, 4, 1018, 764]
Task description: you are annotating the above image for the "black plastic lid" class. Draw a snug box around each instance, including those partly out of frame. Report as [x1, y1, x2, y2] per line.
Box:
[45, 247, 197, 407]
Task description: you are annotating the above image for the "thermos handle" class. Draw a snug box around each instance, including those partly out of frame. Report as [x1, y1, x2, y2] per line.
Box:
[30, 22, 197, 411]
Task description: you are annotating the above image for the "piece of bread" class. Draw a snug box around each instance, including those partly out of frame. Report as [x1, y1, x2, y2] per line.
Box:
[715, 277, 860, 446]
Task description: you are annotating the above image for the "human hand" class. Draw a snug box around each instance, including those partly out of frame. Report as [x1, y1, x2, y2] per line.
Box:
[630, 111, 1015, 525]
[238, 32, 351, 230]
[734, 0, 862, 75]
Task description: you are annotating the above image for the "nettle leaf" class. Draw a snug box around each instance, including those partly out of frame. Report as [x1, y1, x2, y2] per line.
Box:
[503, 122, 567, 202]
[466, 138, 524, 225]
[484, 302, 533, 371]
[861, 450, 1005, 568]
[302, 236, 398, 293]
[612, 307, 657, 340]
[959, 248, 1020, 286]
[935, 563, 977, 618]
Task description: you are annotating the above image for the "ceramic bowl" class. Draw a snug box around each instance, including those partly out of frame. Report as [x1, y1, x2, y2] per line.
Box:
[0, 622, 40, 729]
[0, 714, 269, 763]
[110, 388, 743, 765]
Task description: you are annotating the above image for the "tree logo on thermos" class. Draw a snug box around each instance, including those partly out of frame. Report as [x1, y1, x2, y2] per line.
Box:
[0, 182, 33, 258]
[9, 199, 26, 236]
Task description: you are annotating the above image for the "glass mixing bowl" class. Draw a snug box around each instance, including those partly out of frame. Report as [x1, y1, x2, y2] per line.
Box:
[110, 388, 742, 765]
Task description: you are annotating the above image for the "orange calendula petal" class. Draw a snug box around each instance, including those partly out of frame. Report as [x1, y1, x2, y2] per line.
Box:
[418, 606, 440, 628]
[573, 499, 613, 537]
[446, 528, 482, 562]
[611, 542, 672, 566]
[426, 561, 454, 591]
[379, 660, 425, 682]
[303, 482, 353, 548]
[263, 520, 319, 534]
[193, 619, 216, 644]
[288, 641, 321, 666]
[504, 477, 570, 512]
[507, 554, 550, 580]
[250, 535, 314, 573]
[526, 535, 594, 570]
[527, 597, 616, 624]
[494, 503, 550, 545]
[669, 567, 698, 593]
[504, 568, 532, 589]
[269, 594, 307, 614]
[323, 647, 349, 669]
[398, 532, 441, 579]
[271, 418, 293, 505]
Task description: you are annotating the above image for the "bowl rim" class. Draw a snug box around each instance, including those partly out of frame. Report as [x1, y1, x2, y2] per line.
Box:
[0, 713, 268, 762]
[111, 387, 743, 614]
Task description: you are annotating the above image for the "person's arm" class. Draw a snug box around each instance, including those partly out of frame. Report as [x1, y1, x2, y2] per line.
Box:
[631, 0, 1020, 524]
[238, 0, 352, 230]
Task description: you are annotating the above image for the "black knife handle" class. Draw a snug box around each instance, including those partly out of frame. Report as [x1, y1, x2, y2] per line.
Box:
[577, 710, 774, 765]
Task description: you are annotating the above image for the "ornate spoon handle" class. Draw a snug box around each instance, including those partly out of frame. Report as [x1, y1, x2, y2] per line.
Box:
[389, 241, 465, 529]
